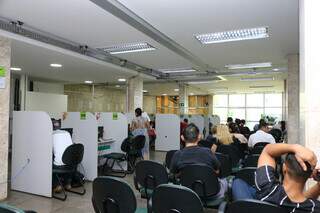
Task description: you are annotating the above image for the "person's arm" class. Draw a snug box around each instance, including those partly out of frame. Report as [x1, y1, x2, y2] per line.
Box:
[258, 143, 317, 170]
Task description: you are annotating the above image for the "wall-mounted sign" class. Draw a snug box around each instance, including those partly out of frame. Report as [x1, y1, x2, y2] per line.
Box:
[112, 112, 118, 120]
[80, 112, 86, 120]
[0, 66, 6, 89]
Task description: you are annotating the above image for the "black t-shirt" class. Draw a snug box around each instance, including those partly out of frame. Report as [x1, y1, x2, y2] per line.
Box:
[255, 165, 320, 213]
[170, 145, 221, 174]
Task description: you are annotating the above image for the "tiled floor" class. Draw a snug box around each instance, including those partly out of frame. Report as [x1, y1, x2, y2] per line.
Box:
[2, 151, 217, 212]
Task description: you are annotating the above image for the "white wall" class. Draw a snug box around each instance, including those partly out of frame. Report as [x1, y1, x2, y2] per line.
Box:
[33, 81, 64, 94]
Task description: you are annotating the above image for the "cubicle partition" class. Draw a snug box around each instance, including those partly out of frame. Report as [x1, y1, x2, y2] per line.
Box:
[12, 111, 53, 197]
[155, 114, 180, 151]
[62, 112, 98, 181]
[181, 115, 205, 135]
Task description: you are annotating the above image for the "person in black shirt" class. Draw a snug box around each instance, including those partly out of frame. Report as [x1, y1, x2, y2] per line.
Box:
[256, 143, 320, 212]
[170, 123, 227, 199]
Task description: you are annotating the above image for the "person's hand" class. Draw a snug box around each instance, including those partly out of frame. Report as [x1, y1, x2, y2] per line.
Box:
[312, 166, 320, 181]
[294, 144, 317, 171]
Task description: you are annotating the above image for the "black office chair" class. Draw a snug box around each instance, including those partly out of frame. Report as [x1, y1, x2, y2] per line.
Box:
[134, 160, 169, 201]
[92, 176, 147, 213]
[150, 184, 204, 213]
[180, 165, 225, 208]
[163, 150, 178, 170]
[218, 199, 289, 213]
[269, 129, 282, 143]
[215, 152, 232, 178]
[234, 167, 256, 187]
[52, 143, 86, 201]
[0, 204, 37, 213]
[242, 154, 260, 168]
[251, 142, 269, 155]
[217, 145, 241, 173]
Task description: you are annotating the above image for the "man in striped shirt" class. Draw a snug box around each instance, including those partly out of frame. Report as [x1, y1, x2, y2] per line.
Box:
[255, 143, 320, 212]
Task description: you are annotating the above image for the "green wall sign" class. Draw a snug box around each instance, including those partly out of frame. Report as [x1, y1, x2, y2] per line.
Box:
[80, 112, 86, 120]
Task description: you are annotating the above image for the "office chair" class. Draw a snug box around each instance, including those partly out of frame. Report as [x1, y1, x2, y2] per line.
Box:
[215, 152, 232, 178]
[242, 154, 260, 168]
[52, 143, 86, 201]
[0, 204, 37, 213]
[269, 129, 283, 143]
[234, 167, 256, 187]
[251, 142, 269, 155]
[134, 160, 169, 201]
[163, 150, 178, 170]
[216, 144, 241, 173]
[218, 199, 289, 213]
[179, 165, 225, 208]
[92, 176, 147, 213]
[150, 184, 204, 213]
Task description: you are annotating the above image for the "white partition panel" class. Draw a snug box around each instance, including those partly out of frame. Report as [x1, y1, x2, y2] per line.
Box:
[210, 115, 221, 126]
[181, 115, 205, 135]
[62, 112, 98, 181]
[125, 112, 135, 125]
[12, 111, 53, 197]
[156, 114, 180, 151]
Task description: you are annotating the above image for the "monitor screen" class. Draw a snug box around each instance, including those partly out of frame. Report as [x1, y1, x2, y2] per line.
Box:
[98, 126, 104, 139]
[51, 119, 61, 130]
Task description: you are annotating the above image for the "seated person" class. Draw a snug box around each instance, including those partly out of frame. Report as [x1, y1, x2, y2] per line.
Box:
[255, 143, 320, 212]
[232, 178, 256, 201]
[170, 123, 227, 199]
[229, 122, 248, 144]
[52, 130, 73, 193]
[248, 119, 275, 148]
[239, 119, 251, 138]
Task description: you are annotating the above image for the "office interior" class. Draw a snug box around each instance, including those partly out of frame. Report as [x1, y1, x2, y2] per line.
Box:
[0, 0, 319, 213]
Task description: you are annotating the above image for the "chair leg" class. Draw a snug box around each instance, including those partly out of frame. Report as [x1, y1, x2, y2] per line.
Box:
[103, 159, 127, 178]
[52, 174, 67, 201]
[66, 183, 86, 195]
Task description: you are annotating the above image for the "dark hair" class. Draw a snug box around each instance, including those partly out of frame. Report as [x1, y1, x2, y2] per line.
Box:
[182, 123, 200, 143]
[235, 118, 241, 126]
[280, 121, 286, 132]
[285, 153, 312, 181]
[183, 118, 188, 123]
[135, 108, 142, 117]
[229, 122, 240, 133]
[258, 119, 268, 129]
[227, 117, 233, 123]
[240, 119, 246, 125]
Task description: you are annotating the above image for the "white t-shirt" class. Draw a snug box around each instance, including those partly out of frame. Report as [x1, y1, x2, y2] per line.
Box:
[53, 130, 73, 166]
[142, 112, 151, 122]
[248, 130, 275, 148]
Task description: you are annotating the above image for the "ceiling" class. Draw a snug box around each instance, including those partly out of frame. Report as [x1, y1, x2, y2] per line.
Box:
[0, 0, 298, 94]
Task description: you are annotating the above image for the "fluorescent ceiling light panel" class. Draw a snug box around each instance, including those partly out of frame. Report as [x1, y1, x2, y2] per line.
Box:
[188, 80, 218, 84]
[240, 77, 274, 81]
[225, 62, 272, 70]
[189, 93, 194, 95]
[118, 78, 126, 82]
[84, 80, 93, 84]
[143, 90, 148, 93]
[208, 87, 228, 91]
[174, 89, 180, 92]
[249, 85, 274, 88]
[158, 68, 196, 73]
[102, 42, 156, 54]
[10, 67, 22, 71]
[115, 85, 121, 88]
[50, 63, 62, 68]
[162, 94, 167, 96]
[195, 27, 269, 44]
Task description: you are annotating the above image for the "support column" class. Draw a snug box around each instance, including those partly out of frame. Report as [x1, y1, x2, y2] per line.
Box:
[0, 36, 11, 200]
[19, 74, 28, 111]
[207, 94, 213, 115]
[299, 0, 320, 150]
[286, 54, 299, 144]
[127, 76, 143, 112]
[179, 83, 188, 115]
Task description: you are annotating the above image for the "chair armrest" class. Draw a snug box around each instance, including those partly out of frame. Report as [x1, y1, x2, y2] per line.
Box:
[147, 198, 152, 213]
[134, 175, 140, 190]
[218, 201, 227, 213]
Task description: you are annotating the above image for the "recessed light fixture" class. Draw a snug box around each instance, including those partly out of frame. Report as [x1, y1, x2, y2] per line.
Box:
[118, 78, 126, 82]
[208, 87, 228, 91]
[189, 93, 194, 95]
[240, 77, 274, 81]
[188, 80, 216, 84]
[10, 67, 22, 71]
[143, 90, 148, 93]
[225, 62, 272, 70]
[101, 42, 156, 54]
[195, 27, 269, 44]
[174, 89, 179, 92]
[50, 63, 62, 68]
[272, 68, 280, 71]
[249, 85, 274, 88]
[217, 76, 227, 81]
[84, 80, 93, 84]
[115, 85, 121, 88]
[158, 68, 196, 73]
[162, 93, 167, 96]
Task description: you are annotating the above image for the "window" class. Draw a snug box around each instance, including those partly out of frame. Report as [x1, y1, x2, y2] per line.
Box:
[228, 108, 245, 119]
[246, 94, 264, 107]
[213, 95, 228, 107]
[264, 108, 282, 120]
[265, 93, 282, 107]
[229, 94, 245, 107]
[246, 108, 264, 121]
[213, 108, 228, 122]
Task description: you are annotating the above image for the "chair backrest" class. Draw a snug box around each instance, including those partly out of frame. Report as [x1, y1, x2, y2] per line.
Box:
[135, 160, 169, 191]
[62, 143, 84, 166]
[242, 155, 260, 168]
[92, 177, 137, 213]
[215, 152, 232, 178]
[180, 165, 220, 198]
[164, 150, 178, 169]
[235, 168, 257, 187]
[132, 135, 146, 150]
[152, 184, 204, 213]
[216, 144, 241, 167]
[225, 199, 289, 213]
[0, 204, 26, 213]
[251, 142, 269, 155]
[253, 142, 269, 148]
[269, 129, 282, 143]
[120, 137, 132, 153]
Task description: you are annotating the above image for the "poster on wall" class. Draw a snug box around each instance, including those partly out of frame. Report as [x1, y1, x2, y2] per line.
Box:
[0, 66, 6, 89]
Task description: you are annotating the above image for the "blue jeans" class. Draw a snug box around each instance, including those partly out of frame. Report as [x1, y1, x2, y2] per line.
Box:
[232, 178, 256, 201]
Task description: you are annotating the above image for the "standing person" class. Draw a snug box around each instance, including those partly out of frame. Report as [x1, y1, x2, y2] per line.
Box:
[248, 119, 275, 148]
[131, 108, 150, 159]
[180, 118, 188, 148]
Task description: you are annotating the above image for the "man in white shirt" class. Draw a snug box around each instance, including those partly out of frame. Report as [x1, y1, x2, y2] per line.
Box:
[248, 119, 275, 148]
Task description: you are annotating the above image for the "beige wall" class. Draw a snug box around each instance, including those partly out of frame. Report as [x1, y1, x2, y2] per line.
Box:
[143, 96, 156, 114]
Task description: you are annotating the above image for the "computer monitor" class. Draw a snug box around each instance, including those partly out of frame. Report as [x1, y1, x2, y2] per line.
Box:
[98, 126, 104, 139]
[60, 128, 73, 138]
[51, 119, 61, 130]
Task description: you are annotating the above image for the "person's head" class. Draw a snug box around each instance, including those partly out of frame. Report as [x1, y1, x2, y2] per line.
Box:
[183, 118, 188, 123]
[258, 119, 268, 132]
[215, 124, 233, 145]
[280, 120, 286, 132]
[212, 125, 217, 135]
[181, 123, 201, 145]
[227, 117, 233, 124]
[240, 119, 246, 126]
[229, 122, 240, 134]
[135, 108, 142, 117]
[283, 153, 312, 184]
[235, 118, 241, 126]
